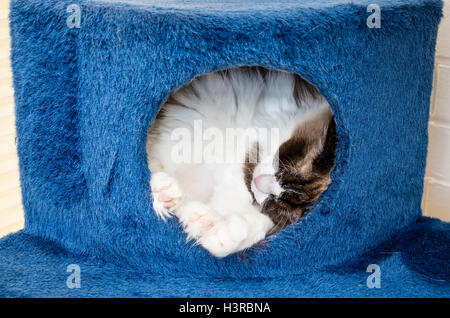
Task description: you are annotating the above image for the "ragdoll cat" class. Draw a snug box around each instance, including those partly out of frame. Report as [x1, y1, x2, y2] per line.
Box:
[147, 67, 336, 257]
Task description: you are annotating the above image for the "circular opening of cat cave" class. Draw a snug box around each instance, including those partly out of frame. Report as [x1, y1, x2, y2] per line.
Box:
[146, 66, 337, 258]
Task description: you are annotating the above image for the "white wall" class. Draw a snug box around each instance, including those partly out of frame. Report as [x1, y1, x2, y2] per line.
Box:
[0, 2, 449, 237]
[423, 0, 450, 222]
[0, 1, 24, 238]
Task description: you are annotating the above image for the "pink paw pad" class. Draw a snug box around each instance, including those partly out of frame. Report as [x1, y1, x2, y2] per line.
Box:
[158, 194, 172, 202]
[157, 194, 175, 208]
[163, 202, 175, 209]
[188, 212, 201, 222]
[200, 219, 214, 230]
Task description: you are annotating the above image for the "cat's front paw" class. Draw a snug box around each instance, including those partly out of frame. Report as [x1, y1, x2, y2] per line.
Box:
[177, 201, 221, 240]
[199, 215, 249, 258]
[150, 172, 185, 220]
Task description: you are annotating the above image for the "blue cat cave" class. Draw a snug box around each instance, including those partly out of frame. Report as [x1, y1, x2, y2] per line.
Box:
[1, 0, 449, 297]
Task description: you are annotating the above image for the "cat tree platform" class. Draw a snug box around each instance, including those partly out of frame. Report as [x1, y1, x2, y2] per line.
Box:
[1, 0, 449, 297]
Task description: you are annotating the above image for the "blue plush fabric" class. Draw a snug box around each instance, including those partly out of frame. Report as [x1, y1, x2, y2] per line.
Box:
[2, 0, 449, 297]
[0, 217, 448, 297]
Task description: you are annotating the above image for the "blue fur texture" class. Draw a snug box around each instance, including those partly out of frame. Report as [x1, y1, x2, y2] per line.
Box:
[0, 218, 448, 297]
[1, 0, 449, 297]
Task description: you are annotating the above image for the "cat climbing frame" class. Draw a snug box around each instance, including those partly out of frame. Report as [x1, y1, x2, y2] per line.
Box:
[1, 0, 449, 297]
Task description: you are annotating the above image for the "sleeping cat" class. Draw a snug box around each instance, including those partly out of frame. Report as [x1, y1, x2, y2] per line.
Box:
[147, 67, 336, 257]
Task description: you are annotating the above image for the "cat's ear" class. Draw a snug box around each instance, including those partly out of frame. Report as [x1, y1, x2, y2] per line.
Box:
[313, 117, 337, 173]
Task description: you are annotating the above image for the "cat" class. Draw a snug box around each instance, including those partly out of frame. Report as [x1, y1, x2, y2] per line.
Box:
[147, 67, 336, 257]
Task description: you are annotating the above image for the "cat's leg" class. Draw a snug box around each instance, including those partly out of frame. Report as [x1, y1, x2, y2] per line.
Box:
[177, 201, 274, 257]
[150, 171, 185, 220]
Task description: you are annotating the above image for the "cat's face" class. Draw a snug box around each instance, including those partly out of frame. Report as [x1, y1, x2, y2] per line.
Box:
[244, 109, 336, 235]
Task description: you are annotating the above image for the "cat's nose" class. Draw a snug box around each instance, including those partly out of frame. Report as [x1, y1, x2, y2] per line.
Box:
[253, 174, 275, 194]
